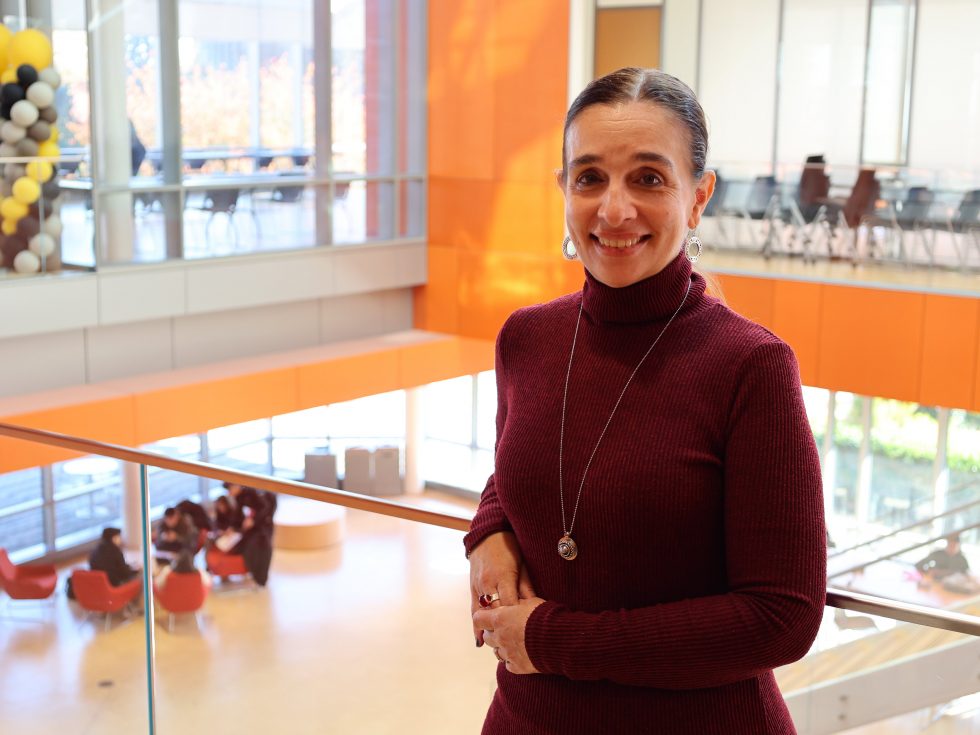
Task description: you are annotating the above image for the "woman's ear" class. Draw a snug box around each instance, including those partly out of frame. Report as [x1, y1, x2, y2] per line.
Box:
[688, 170, 716, 230]
[554, 168, 566, 192]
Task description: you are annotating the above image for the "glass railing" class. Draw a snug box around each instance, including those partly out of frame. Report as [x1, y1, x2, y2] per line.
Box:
[1, 420, 978, 734]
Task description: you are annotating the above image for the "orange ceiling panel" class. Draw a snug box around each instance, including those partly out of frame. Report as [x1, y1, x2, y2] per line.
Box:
[771, 279, 823, 386]
[918, 294, 979, 409]
[715, 274, 776, 330]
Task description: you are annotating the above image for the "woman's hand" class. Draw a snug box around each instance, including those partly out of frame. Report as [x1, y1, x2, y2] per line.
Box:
[473, 597, 546, 675]
[469, 531, 536, 646]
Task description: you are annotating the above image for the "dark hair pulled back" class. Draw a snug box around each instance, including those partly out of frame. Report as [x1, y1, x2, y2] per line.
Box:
[562, 67, 708, 180]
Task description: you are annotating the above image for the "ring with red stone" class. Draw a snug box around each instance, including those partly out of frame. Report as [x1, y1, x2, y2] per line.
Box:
[478, 592, 500, 608]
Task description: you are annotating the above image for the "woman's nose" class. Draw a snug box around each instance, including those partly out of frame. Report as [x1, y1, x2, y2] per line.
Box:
[598, 184, 636, 226]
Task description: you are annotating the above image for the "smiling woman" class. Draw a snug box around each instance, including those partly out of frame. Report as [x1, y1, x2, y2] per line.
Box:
[465, 68, 826, 735]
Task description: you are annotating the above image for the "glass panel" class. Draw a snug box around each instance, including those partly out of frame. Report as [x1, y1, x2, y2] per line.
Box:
[869, 399, 938, 527]
[476, 370, 497, 451]
[949, 409, 980, 513]
[801, 386, 829, 446]
[0, 507, 45, 561]
[207, 419, 270, 455]
[398, 179, 424, 238]
[425, 376, 472, 445]
[831, 392, 862, 521]
[332, 0, 396, 176]
[54, 485, 123, 549]
[0, 467, 43, 510]
[423, 438, 493, 492]
[777, 0, 866, 168]
[862, 0, 915, 165]
[271, 406, 330, 437]
[333, 179, 395, 244]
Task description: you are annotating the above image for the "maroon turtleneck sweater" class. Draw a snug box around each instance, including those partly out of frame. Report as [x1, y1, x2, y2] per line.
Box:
[464, 253, 826, 734]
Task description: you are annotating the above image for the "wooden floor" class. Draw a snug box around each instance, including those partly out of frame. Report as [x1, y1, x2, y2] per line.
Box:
[1, 491, 978, 734]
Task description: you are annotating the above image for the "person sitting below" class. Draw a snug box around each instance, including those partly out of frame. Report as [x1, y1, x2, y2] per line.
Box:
[211, 495, 242, 553]
[155, 507, 198, 550]
[916, 534, 970, 581]
[176, 498, 213, 534]
[155, 549, 212, 592]
[89, 527, 139, 586]
[222, 482, 277, 586]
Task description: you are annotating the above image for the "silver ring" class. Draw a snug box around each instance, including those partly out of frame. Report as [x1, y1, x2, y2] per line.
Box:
[479, 591, 500, 608]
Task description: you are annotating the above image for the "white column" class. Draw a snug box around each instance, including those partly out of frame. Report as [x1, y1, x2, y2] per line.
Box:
[855, 398, 874, 525]
[88, 0, 135, 263]
[313, 0, 333, 245]
[567, 0, 595, 103]
[120, 462, 144, 552]
[404, 386, 424, 495]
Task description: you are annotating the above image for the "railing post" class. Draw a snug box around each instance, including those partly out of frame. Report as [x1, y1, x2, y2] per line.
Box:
[138, 464, 158, 734]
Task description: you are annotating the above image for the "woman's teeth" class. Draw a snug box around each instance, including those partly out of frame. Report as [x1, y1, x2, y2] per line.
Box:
[597, 236, 641, 249]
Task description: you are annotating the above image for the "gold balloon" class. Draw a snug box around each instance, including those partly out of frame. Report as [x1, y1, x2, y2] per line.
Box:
[38, 140, 59, 159]
[9, 29, 53, 71]
[0, 196, 27, 221]
[0, 25, 11, 71]
[25, 160, 53, 182]
[12, 175, 40, 204]
[0, 67, 15, 85]
[1, 217, 15, 235]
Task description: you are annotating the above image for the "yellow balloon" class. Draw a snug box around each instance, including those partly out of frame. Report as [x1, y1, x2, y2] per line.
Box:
[1, 218, 16, 235]
[37, 140, 59, 159]
[0, 196, 28, 221]
[0, 25, 12, 71]
[9, 29, 53, 70]
[0, 67, 15, 84]
[48, 125, 59, 142]
[25, 160, 53, 182]
[12, 176, 40, 204]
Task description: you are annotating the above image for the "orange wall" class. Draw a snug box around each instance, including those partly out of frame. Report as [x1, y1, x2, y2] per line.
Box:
[420, 2, 980, 412]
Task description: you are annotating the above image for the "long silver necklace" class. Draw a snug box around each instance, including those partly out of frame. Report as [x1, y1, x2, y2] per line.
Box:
[557, 280, 691, 561]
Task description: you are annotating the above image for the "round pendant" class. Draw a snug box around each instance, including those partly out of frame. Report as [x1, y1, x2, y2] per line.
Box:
[558, 534, 578, 561]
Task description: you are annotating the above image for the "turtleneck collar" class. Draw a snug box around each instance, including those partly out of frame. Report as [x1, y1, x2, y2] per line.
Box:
[581, 251, 702, 325]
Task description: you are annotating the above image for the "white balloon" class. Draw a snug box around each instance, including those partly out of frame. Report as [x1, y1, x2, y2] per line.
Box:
[13, 249, 41, 273]
[38, 68, 61, 90]
[1, 121, 26, 144]
[10, 100, 39, 128]
[0, 142, 17, 158]
[26, 81, 54, 109]
[29, 233, 56, 257]
[41, 213, 62, 237]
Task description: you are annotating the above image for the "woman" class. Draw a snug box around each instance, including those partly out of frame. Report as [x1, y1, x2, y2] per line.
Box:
[155, 549, 212, 592]
[467, 68, 826, 734]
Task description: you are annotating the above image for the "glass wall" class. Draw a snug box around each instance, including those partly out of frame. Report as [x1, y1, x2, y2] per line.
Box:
[0, 0, 427, 279]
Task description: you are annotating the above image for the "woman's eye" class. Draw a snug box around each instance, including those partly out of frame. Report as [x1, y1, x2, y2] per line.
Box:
[637, 172, 662, 186]
[575, 172, 601, 187]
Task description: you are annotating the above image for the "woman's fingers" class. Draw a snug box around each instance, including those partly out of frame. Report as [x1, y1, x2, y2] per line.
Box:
[518, 563, 536, 599]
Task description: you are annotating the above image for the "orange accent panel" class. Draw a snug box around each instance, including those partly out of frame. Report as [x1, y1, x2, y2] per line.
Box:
[486, 181, 556, 254]
[398, 338, 495, 387]
[428, 0, 495, 180]
[133, 370, 298, 445]
[975, 316, 980, 412]
[818, 285, 925, 401]
[415, 246, 459, 333]
[771, 280, 823, 386]
[919, 295, 979, 409]
[428, 177, 495, 249]
[298, 351, 401, 407]
[716, 274, 775, 329]
[0, 397, 135, 471]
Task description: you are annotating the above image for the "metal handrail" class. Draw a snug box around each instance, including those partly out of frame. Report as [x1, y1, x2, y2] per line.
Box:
[829, 496, 980, 559]
[1, 421, 978, 637]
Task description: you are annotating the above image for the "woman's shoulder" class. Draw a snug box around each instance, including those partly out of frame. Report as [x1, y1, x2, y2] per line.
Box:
[501, 291, 580, 336]
[699, 299, 790, 353]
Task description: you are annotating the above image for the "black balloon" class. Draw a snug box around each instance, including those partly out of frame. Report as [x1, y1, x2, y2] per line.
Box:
[16, 65, 38, 89]
[0, 103, 10, 120]
[41, 178, 60, 200]
[1, 83, 25, 106]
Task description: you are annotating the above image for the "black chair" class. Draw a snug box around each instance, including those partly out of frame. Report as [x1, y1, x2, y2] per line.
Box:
[893, 186, 937, 264]
[199, 189, 242, 246]
[948, 190, 980, 268]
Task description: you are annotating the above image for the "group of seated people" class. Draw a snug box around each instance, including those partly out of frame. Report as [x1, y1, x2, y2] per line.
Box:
[82, 482, 278, 604]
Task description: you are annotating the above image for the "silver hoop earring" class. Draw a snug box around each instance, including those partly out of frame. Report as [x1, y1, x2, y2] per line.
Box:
[561, 236, 578, 261]
[685, 232, 702, 263]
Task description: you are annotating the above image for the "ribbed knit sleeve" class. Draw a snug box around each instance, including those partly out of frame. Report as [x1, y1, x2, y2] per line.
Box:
[463, 316, 515, 556]
[523, 340, 826, 689]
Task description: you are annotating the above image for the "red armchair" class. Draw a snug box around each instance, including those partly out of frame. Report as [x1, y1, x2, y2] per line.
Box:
[154, 571, 209, 632]
[206, 547, 248, 579]
[0, 547, 58, 603]
[71, 569, 142, 631]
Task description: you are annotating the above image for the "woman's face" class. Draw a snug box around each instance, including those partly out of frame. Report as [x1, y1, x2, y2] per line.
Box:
[559, 101, 714, 288]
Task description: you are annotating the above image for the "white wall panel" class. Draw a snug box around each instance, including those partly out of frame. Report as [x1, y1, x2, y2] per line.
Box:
[0, 275, 99, 340]
[381, 288, 414, 333]
[185, 252, 336, 314]
[660, 0, 700, 90]
[86, 319, 173, 382]
[908, 0, 980, 181]
[332, 243, 426, 296]
[173, 300, 320, 368]
[0, 330, 87, 397]
[699, 0, 780, 170]
[318, 287, 414, 344]
[98, 267, 186, 325]
[777, 0, 866, 168]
